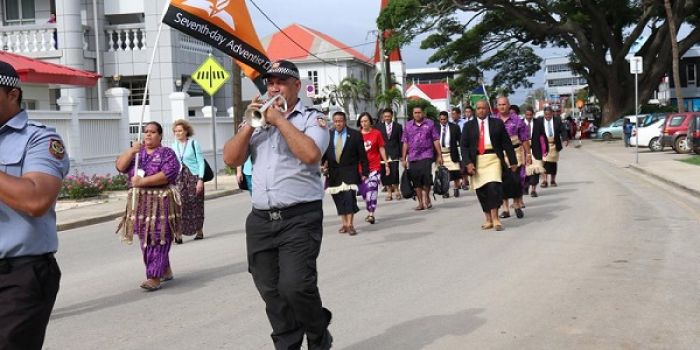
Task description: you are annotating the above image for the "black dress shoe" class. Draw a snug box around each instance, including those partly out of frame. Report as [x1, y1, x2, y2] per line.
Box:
[174, 238, 183, 245]
[515, 208, 524, 219]
[530, 191, 538, 198]
[442, 193, 450, 198]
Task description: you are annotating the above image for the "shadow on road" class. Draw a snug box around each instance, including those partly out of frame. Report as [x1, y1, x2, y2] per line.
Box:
[50, 262, 247, 321]
[342, 308, 487, 350]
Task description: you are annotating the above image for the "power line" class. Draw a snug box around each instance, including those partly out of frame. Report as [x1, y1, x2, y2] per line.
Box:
[247, 0, 369, 67]
[280, 41, 377, 61]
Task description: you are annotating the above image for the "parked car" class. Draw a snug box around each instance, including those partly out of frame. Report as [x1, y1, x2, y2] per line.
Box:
[660, 112, 700, 154]
[691, 115, 700, 155]
[630, 118, 665, 151]
[596, 115, 640, 141]
[596, 118, 625, 141]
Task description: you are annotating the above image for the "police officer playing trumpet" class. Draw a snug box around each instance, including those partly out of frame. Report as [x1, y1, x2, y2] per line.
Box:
[223, 60, 332, 350]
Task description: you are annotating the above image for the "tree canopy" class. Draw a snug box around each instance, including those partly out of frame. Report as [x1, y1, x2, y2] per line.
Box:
[378, 0, 700, 123]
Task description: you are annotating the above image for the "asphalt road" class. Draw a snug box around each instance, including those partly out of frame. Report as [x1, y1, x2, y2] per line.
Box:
[44, 147, 700, 350]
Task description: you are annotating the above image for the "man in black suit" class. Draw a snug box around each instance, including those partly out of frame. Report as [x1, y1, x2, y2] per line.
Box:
[460, 100, 517, 231]
[375, 108, 403, 201]
[523, 107, 547, 197]
[322, 111, 369, 236]
[436, 111, 462, 198]
[539, 106, 568, 188]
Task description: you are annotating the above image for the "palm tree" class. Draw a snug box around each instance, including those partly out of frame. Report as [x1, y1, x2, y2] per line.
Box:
[375, 87, 403, 112]
[338, 77, 370, 118]
[664, 0, 685, 113]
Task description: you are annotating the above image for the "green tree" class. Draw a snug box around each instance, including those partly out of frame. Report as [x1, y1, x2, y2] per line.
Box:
[338, 77, 370, 118]
[407, 98, 439, 121]
[378, 0, 700, 124]
[375, 87, 404, 111]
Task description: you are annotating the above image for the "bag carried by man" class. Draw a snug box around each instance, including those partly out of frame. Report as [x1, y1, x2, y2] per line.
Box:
[433, 166, 450, 196]
[400, 169, 415, 199]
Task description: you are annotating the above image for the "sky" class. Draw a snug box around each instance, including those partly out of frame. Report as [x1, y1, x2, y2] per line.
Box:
[245, 0, 548, 104]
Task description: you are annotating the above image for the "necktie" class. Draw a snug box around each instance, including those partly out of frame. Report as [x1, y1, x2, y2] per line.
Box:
[547, 120, 554, 138]
[478, 119, 485, 155]
[386, 123, 392, 136]
[335, 132, 343, 162]
[441, 125, 447, 147]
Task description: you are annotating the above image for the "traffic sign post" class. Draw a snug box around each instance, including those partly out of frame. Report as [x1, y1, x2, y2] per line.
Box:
[192, 55, 231, 190]
[630, 56, 643, 164]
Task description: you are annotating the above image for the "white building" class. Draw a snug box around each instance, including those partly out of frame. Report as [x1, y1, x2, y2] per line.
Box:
[543, 56, 587, 105]
[244, 23, 376, 120]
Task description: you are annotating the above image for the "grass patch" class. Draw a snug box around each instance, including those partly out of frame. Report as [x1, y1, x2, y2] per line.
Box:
[679, 156, 700, 166]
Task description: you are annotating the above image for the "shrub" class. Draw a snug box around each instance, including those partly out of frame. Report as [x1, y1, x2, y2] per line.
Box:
[60, 173, 128, 199]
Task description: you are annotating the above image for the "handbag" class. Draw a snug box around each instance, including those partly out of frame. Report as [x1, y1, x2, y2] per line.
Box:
[191, 140, 214, 182]
[400, 168, 415, 199]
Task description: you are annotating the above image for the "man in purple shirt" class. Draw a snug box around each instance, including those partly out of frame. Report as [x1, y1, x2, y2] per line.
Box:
[401, 106, 443, 210]
[496, 97, 531, 219]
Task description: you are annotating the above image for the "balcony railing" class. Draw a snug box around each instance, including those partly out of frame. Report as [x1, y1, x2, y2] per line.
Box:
[0, 24, 58, 53]
[105, 24, 146, 52]
[179, 32, 212, 55]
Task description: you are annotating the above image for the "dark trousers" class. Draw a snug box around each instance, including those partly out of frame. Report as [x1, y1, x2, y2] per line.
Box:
[246, 201, 331, 350]
[528, 174, 540, 186]
[0, 254, 60, 350]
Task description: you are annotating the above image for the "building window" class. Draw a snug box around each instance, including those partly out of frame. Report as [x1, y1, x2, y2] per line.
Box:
[547, 77, 585, 87]
[118, 76, 150, 106]
[687, 64, 696, 86]
[546, 64, 571, 73]
[307, 70, 318, 95]
[3, 0, 35, 25]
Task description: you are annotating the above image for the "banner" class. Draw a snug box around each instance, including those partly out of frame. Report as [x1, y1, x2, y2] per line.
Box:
[163, 0, 271, 86]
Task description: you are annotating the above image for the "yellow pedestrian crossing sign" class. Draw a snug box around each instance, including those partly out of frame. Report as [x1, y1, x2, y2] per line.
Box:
[192, 56, 230, 96]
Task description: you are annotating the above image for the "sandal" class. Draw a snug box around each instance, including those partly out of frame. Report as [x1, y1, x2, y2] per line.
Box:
[194, 231, 204, 240]
[550, 182, 558, 187]
[161, 275, 174, 282]
[541, 182, 549, 188]
[414, 205, 425, 211]
[426, 203, 433, 209]
[385, 195, 393, 201]
[140, 280, 161, 292]
[494, 224, 504, 231]
[348, 226, 357, 236]
[338, 226, 347, 234]
[395, 194, 402, 200]
[367, 216, 375, 224]
[499, 211, 511, 219]
[481, 222, 493, 230]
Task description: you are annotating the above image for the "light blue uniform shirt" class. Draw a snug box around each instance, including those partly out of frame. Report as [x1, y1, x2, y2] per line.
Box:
[171, 138, 205, 178]
[249, 100, 329, 210]
[0, 110, 70, 258]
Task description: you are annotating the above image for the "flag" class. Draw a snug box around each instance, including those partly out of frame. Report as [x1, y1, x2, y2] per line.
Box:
[162, 0, 271, 88]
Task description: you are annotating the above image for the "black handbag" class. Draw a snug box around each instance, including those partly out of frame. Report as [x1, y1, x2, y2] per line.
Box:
[400, 169, 415, 199]
[191, 141, 214, 182]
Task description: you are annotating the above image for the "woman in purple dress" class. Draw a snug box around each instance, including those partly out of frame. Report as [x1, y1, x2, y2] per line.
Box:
[116, 122, 182, 291]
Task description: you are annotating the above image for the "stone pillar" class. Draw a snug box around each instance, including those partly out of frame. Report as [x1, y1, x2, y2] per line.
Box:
[56, 0, 88, 110]
[106, 87, 131, 148]
[170, 92, 190, 121]
[58, 96, 82, 163]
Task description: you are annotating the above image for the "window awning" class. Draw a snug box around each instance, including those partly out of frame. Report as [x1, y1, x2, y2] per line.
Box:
[0, 51, 100, 87]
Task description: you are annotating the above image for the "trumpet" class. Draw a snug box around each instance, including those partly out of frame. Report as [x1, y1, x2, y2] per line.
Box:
[244, 94, 288, 128]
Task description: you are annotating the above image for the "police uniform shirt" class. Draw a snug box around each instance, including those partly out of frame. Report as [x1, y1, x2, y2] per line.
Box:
[0, 110, 70, 259]
[249, 100, 329, 210]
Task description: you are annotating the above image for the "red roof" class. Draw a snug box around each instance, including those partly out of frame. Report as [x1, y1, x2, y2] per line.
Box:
[0, 51, 100, 87]
[410, 83, 449, 99]
[263, 24, 372, 63]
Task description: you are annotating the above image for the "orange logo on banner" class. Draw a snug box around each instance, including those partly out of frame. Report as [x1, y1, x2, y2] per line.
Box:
[170, 0, 268, 80]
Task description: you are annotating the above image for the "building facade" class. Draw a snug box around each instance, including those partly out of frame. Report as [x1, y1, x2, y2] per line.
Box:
[667, 45, 700, 112]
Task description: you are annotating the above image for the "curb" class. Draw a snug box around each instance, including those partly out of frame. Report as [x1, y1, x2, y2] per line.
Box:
[57, 189, 241, 232]
[628, 164, 700, 198]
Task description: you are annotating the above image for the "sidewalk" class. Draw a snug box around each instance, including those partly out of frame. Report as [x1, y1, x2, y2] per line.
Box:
[56, 174, 241, 231]
[580, 139, 700, 198]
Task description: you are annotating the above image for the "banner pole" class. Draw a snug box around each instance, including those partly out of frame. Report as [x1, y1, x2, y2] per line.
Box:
[132, 0, 170, 212]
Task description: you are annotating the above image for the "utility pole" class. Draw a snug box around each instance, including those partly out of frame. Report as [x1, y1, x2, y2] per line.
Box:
[231, 60, 243, 130]
[377, 31, 389, 95]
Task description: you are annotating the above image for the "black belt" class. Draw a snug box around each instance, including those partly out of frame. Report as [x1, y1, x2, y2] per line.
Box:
[479, 149, 497, 155]
[0, 253, 54, 274]
[253, 201, 322, 221]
